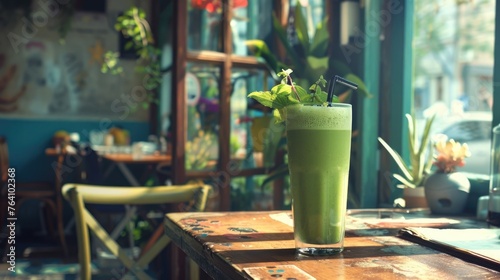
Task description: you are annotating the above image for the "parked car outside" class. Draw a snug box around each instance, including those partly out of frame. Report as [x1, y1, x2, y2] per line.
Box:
[432, 111, 493, 175]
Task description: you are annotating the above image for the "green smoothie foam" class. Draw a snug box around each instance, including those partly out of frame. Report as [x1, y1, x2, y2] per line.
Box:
[286, 104, 351, 245]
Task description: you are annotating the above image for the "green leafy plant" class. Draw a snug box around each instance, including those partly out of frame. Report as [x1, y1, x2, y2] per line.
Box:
[186, 130, 217, 170]
[246, 4, 370, 102]
[101, 6, 161, 107]
[378, 113, 435, 188]
[248, 69, 331, 122]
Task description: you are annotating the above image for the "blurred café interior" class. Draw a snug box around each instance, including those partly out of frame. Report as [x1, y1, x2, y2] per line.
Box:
[0, 0, 499, 279]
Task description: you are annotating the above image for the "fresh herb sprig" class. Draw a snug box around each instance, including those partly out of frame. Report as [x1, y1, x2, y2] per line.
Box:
[248, 69, 337, 122]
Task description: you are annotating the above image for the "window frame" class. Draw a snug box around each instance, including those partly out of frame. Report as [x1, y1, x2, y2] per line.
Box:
[379, 0, 499, 206]
[493, 0, 500, 127]
[171, 0, 282, 211]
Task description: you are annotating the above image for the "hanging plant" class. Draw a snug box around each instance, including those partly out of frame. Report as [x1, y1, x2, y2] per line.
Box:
[101, 6, 162, 108]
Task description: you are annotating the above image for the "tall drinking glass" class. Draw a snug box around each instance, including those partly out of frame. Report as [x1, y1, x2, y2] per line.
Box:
[286, 103, 352, 255]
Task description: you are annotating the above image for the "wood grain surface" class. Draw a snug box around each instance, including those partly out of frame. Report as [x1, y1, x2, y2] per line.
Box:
[164, 211, 499, 280]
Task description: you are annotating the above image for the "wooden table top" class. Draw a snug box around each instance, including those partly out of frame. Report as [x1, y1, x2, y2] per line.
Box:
[45, 147, 74, 156]
[102, 153, 171, 164]
[45, 147, 171, 165]
[164, 210, 499, 280]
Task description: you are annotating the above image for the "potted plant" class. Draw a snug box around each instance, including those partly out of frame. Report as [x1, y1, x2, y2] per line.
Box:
[377, 113, 435, 208]
[424, 137, 471, 214]
[246, 4, 371, 101]
[101, 6, 162, 108]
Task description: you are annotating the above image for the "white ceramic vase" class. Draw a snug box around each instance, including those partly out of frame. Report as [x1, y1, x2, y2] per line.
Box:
[424, 172, 470, 215]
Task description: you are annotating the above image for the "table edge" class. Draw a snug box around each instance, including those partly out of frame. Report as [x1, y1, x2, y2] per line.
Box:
[163, 213, 251, 280]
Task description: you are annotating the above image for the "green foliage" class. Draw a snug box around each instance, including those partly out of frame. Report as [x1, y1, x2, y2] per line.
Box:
[185, 131, 216, 170]
[260, 163, 289, 190]
[230, 177, 253, 211]
[229, 133, 241, 155]
[247, 69, 331, 122]
[101, 51, 123, 75]
[246, 4, 371, 99]
[378, 113, 435, 188]
[101, 6, 161, 107]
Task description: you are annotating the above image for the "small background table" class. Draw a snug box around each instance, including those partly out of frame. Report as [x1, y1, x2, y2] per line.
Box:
[45, 147, 172, 187]
[101, 153, 172, 186]
[164, 210, 499, 279]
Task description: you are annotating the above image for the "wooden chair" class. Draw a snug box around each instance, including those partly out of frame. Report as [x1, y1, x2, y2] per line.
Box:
[0, 136, 68, 256]
[62, 183, 212, 280]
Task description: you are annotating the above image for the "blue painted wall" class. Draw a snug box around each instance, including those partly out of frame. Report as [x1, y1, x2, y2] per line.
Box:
[0, 118, 150, 183]
[0, 118, 151, 231]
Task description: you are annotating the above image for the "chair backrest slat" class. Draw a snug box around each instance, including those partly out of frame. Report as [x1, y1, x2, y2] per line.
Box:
[65, 186, 91, 280]
[65, 184, 207, 205]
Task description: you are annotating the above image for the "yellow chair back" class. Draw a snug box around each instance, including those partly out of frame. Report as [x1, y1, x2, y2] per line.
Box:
[62, 183, 212, 280]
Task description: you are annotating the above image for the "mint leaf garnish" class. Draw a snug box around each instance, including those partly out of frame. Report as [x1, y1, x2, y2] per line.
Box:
[248, 69, 331, 122]
[247, 91, 275, 108]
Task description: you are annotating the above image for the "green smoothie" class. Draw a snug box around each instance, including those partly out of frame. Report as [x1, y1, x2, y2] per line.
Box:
[286, 104, 351, 246]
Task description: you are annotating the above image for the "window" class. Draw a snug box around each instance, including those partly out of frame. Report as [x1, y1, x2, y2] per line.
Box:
[171, 0, 279, 210]
[413, 0, 495, 174]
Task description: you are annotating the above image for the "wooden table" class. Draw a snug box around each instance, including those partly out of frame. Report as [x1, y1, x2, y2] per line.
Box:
[164, 210, 499, 279]
[102, 153, 172, 165]
[101, 153, 171, 186]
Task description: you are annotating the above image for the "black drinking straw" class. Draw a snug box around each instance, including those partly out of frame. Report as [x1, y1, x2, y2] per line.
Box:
[326, 75, 359, 104]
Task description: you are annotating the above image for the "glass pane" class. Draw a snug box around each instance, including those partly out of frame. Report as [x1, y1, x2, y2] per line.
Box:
[185, 62, 221, 171]
[281, 0, 325, 48]
[232, 0, 273, 56]
[230, 68, 280, 169]
[188, 1, 223, 51]
[413, 0, 495, 175]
